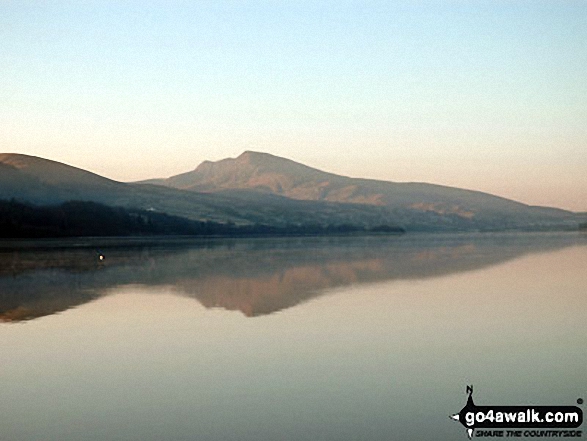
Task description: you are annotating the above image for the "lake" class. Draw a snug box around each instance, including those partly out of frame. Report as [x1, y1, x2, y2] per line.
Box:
[1, 232, 585, 440]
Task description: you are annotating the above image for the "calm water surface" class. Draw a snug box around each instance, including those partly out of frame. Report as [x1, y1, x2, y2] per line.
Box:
[0, 233, 585, 440]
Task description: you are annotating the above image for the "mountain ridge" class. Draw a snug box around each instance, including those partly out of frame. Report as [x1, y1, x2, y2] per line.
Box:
[0, 153, 410, 229]
[139, 150, 572, 220]
[1, 151, 581, 232]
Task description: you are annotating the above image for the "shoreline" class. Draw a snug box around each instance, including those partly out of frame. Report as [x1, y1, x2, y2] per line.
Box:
[0, 229, 583, 251]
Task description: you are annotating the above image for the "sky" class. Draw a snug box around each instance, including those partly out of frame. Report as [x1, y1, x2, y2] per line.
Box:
[1, 1, 586, 211]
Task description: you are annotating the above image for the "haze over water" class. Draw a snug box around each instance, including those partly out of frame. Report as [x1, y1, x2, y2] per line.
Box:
[1, 233, 585, 440]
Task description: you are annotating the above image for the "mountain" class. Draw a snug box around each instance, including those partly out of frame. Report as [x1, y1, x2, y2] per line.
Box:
[139, 151, 579, 231]
[0, 153, 249, 224]
[0, 153, 405, 230]
[0, 153, 126, 204]
[0, 151, 581, 232]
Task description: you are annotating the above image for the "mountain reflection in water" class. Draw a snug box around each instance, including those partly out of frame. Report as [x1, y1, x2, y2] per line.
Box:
[0, 233, 582, 322]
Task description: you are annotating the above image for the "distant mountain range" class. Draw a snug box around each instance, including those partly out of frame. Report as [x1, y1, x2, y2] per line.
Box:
[0, 151, 582, 233]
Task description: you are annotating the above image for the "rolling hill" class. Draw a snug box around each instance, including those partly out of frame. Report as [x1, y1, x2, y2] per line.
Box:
[0, 151, 581, 232]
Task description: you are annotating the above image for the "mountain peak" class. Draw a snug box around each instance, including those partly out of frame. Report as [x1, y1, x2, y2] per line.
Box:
[237, 150, 260, 159]
[163, 151, 332, 194]
[235, 150, 300, 168]
[237, 150, 274, 160]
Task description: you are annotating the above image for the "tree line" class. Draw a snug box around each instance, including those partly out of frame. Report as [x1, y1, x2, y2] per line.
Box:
[0, 199, 405, 238]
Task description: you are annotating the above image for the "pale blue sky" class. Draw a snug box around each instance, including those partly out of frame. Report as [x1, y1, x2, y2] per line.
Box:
[1, 1, 586, 210]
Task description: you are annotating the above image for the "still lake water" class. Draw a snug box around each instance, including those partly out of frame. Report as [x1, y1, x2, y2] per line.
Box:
[0, 233, 585, 441]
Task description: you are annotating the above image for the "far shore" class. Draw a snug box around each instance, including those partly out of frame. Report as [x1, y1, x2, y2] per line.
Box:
[0, 229, 584, 251]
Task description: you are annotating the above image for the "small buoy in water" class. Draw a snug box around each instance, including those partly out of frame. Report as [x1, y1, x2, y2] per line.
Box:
[99, 254, 104, 261]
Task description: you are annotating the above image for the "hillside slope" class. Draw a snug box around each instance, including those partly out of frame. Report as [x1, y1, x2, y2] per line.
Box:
[1, 152, 580, 231]
[0, 154, 403, 229]
[142, 151, 577, 230]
